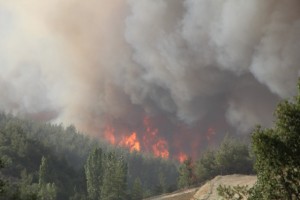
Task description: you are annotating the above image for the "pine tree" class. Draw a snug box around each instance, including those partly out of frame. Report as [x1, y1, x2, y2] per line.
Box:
[131, 178, 143, 200]
[38, 157, 57, 200]
[38, 183, 57, 200]
[39, 156, 49, 187]
[85, 148, 103, 200]
[101, 152, 128, 200]
[154, 171, 166, 195]
[177, 157, 195, 189]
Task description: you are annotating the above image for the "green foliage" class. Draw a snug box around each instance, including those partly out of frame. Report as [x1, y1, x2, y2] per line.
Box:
[84, 149, 129, 200]
[217, 184, 251, 200]
[19, 170, 39, 200]
[39, 157, 49, 187]
[195, 150, 217, 183]
[0, 158, 5, 194]
[38, 157, 58, 200]
[215, 136, 253, 175]
[195, 137, 254, 184]
[101, 152, 128, 200]
[249, 82, 300, 200]
[38, 183, 57, 200]
[177, 157, 196, 189]
[0, 116, 86, 199]
[127, 152, 178, 195]
[0, 113, 179, 199]
[131, 178, 143, 200]
[152, 171, 167, 195]
[85, 148, 103, 200]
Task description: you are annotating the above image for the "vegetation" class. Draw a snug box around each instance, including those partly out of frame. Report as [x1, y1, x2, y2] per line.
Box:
[218, 80, 300, 200]
[249, 81, 300, 199]
[217, 184, 251, 200]
[131, 178, 143, 200]
[177, 157, 196, 189]
[197, 136, 253, 184]
[0, 159, 5, 194]
[0, 113, 178, 199]
[177, 136, 254, 190]
[3, 81, 300, 199]
[101, 152, 128, 200]
[176, 137, 254, 190]
[85, 148, 103, 200]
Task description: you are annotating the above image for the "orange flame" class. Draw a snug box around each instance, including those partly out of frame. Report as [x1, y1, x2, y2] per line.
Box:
[119, 132, 141, 152]
[152, 139, 169, 158]
[103, 117, 170, 159]
[143, 117, 169, 159]
[104, 125, 116, 145]
[177, 152, 188, 163]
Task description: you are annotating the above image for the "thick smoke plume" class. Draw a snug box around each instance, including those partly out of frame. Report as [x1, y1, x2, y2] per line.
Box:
[1, 0, 300, 158]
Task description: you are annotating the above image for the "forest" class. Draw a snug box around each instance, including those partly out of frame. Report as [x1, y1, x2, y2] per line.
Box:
[1, 81, 300, 199]
[0, 113, 178, 200]
[0, 112, 254, 200]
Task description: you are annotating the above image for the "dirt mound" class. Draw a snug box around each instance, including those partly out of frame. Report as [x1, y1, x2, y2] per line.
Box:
[192, 174, 257, 200]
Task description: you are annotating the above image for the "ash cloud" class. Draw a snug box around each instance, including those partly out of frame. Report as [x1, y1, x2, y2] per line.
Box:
[1, 0, 300, 155]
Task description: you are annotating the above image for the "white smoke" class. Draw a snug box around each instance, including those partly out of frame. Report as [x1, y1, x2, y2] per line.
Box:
[0, 0, 299, 148]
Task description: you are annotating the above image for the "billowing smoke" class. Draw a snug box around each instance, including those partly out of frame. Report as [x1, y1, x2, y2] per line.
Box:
[1, 0, 300, 158]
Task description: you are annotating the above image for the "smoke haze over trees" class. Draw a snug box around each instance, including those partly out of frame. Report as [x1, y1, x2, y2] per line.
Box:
[1, 0, 300, 157]
[0, 113, 178, 199]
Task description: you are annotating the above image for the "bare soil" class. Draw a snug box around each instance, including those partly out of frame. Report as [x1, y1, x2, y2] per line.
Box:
[144, 188, 198, 200]
[145, 174, 257, 200]
[192, 174, 257, 200]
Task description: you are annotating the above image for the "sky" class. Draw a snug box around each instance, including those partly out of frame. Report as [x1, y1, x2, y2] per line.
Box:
[1, 0, 300, 158]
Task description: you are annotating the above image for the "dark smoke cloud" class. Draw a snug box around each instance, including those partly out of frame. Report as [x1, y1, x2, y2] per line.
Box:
[1, 0, 299, 155]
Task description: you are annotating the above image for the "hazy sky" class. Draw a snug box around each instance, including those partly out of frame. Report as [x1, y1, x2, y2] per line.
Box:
[1, 0, 300, 157]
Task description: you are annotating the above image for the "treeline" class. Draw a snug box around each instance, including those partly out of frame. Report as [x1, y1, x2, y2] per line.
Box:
[0, 113, 178, 199]
[177, 136, 254, 189]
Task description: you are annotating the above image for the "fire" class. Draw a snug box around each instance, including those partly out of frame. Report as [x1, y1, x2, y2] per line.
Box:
[119, 132, 141, 152]
[177, 152, 188, 163]
[143, 117, 169, 159]
[102, 120, 219, 161]
[104, 125, 116, 145]
[152, 139, 169, 159]
[102, 116, 170, 159]
[206, 127, 216, 141]
[143, 117, 158, 137]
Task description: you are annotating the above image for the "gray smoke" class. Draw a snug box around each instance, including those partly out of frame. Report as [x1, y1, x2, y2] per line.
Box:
[0, 0, 299, 156]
